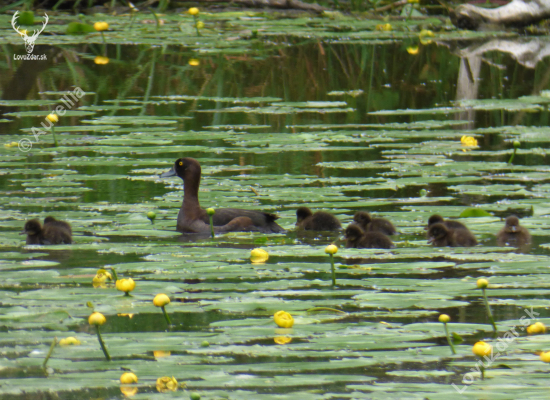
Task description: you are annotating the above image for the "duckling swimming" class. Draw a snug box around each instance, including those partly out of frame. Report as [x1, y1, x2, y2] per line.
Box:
[345, 224, 394, 249]
[354, 211, 396, 236]
[427, 223, 477, 247]
[296, 207, 341, 231]
[497, 216, 531, 247]
[22, 217, 72, 245]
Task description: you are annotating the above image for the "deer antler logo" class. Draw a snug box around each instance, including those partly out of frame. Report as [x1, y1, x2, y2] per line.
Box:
[12, 11, 49, 54]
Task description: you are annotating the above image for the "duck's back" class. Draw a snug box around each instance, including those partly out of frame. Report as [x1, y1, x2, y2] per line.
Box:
[452, 229, 477, 247]
[366, 218, 396, 236]
[357, 232, 394, 249]
[42, 225, 72, 244]
[298, 211, 341, 231]
[206, 208, 285, 233]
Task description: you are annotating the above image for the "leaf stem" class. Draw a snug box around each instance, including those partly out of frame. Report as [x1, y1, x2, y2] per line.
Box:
[209, 215, 215, 239]
[443, 323, 456, 354]
[329, 253, 336, 288]
[95, 325, 111, 361]
[42, 337, 57, 368]
[51, 126, 58, 147]
[161, 305, 172, 326]
[481, 287, 498, 337]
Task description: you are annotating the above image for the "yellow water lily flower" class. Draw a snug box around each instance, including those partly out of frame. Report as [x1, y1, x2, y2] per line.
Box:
[527, 322, 546, 335]
[188, 59, 200, 66]
[407, 46, 419, 55]
[153, 293, 170, 307]
[59, 336, 81, 346]
[116, 278, 136, 294]
[94, 22, 109, 31]
[156, 376, 178, 392]
[375, 23, 392, 31]
[274, 336, 292, 344]
[188, 7, 199, 15]
[120, 372, 138, 384]
[540, 351, 550, 363]
[274, 310, 294, 328]
[325, 244, 338, 255]
[438, 314, 450, 323]
[196, 21, 204, 29]
[476, 278, 488, 289]
[250, 248, 269, 263]
[94, 56, 109, 65]
[472, 341, 492, 357]
[461, 136, 478, 147]
[46, 113, 58, 123]
[93, 269, 112, 287]
[88, 312, 106, 326]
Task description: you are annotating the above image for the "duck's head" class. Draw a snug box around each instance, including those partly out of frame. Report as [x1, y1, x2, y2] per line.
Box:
[345, 224, 364, 242]
[21, 219, 42, 236]
[353, 211, 372, 226]
[427, 223, 448, 243]
[160, 158, 201, 180]
[44, 216, 57, 224]
[296, 207, 312, 224]
[504, 216, 520, 233]
[427, 214, 444, 228]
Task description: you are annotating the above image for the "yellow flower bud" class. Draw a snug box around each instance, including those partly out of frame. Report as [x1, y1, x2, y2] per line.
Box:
[375, 23, 392, 31]
[476, 278, 488, 289]
[94, 56, 110, 65]
[274, 336, 292, 344]
[206, 208, 215, 216]
[419, 29, 434, 37]
[250, 248, 269, 263]
[407, 46, 419, 55]
[153, 293, 170, 307]
[94, 22, 109, 32]
[325, 244, 338, 255]
[196, 21, 204, 29]
[188, 59, 200, 66]
[527, 321, 546, 335]
[93, 269, 112, 286]
[88, 312, 106, 326]
[120, 372, 138, 384]
[438, 314, 450, 323]
[116, 278, 136, 294]
[156, 376, 178, 392]
[540, 351, 550, 363]
[188, 7, 199, 15]
[59, 336, 81, 346]
[274, 310, 294, 328]
[46, 113, 58, 123]
[472, 341, 492, 357]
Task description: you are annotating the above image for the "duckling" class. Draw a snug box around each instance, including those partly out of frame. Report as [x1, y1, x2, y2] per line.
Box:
[345, 224, 394, 249]
[21, 219, 44, 244]
[296, 207, 341, 231]
[427, 214, 468, 230]
[21, 217, 72, 245]
[497, 216, 531, 247]
[354, 211, 396, 236]
[427, 223, 477, 247]
[43, 216, 72, 244]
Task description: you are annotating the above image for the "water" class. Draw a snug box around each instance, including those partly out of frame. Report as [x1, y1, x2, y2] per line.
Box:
[1, 23, 550, 398]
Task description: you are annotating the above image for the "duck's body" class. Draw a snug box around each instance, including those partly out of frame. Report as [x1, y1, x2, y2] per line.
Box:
[295, 207, 341, 231]
[427, 214, 468, 231]
[345, 224, 394, 249]
[22, 217, 72, 245]
[497, 216, 531, 247]
[354, 211, 396, 236]
[160, 158, 285, 234]
[427, 223, 477, 247]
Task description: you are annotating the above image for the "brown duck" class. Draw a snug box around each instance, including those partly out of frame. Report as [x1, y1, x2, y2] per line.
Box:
[345, 224, 394, 249]
[295, 207, 341, 231]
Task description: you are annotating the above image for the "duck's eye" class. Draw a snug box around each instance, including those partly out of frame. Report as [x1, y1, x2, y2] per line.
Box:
[179, 161, 183, 166]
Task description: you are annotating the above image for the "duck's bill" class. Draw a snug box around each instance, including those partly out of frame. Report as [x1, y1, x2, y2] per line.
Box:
[427, 237, 434, 244]
[160, 167, 176, 178]
[19, 231, 25, 235]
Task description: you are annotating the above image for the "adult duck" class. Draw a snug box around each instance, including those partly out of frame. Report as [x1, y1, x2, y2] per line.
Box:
[160, 158, 285, 234]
